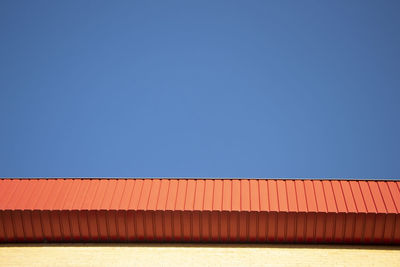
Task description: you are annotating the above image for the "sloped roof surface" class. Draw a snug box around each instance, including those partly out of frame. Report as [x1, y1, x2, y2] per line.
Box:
[0, 178, 399, 243]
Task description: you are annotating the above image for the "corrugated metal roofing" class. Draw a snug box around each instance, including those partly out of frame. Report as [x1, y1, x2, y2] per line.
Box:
[0, 178, 399, 244]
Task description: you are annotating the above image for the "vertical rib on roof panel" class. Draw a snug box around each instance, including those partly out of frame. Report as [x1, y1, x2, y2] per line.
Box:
[331, 181, 347, 212]
[213, 180, 223, 211]
[231, 180, 241, 211]
[203, 180, 214, 211]
[313, 180, 327, 212]
[185, 180, 196, 211]
[277, 180, 288, 212]
[250, 180, 260, 211]
[349, 181, 366, 213]
[304, 180, 317, 212]
[322, 181, 337, 213]
[193, 180, 205, 211]
[175, 180, 187, 211]
[129, 179, 143, 210]
[240, 180, 250, 211]
[110, 179, 126, 210]
[222, 180, 232, 211]
[378, 181, 396, 213]
[268, 180, 279, 212]
[156, 179, 169, 211]
[147, 179, 161, 211]
[286, 180, 297, 212]
[101, 179, 118, 210]
[0, 178, 399, 244]
[258, 179, 269, 211]
[295, 180, 307, 212]
[63, 180, 81, 210]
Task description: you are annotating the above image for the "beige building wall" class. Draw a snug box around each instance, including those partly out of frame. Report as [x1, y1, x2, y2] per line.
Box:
[0, 244, 399, 267]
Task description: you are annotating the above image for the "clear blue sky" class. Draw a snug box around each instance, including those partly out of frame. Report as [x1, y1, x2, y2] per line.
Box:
[1, 1, 399, 179]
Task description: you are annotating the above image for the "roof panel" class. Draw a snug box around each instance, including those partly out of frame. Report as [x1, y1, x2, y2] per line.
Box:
[137, 179, 153, 210]
[340, 181, 357, 213]
[175, 180, 187, 211]
[166, 179, 178, 211]
[18, 179, 42, 210]
[258, 179, 269, 211]
[286, 180, 298, 212]
[81, 179, 100, 210]
[26, 179, 47, 210]
[203, 180, 214, 211]
[43, 179, 63, 210]
[331, 180, 347, 212]
[91, 179, 109, 210]
[71, 179, 91, 210]
[359, 181, 377, 213]
[109, 179, 126, 210]
[119, 179, 135, 210]
[295, 180, 307, 212]
[157, 179, 170, 210]
[129, 179, 144, 210]
[322, 181, 337, 213]
[3, 178, 397, 213]
[100, 179, 118, 210]
[0, 180, 16, 209]
[1, 178, 399, 244]
[368, 181, 387, 213]
[231, 180, 241, 211]
[377, 181, 397, 213]
[313, 180, 327, 212]
[147, 179, 161, 211]
[0, 180, 11, 205]
[6, 179, 30, 210]
[268, 180, 279, 212]
[185, 180, 196, 211]
[349, 181, 367, 213]
[241, 180, 250, 211]
[55, 179, 75, 210]
[304, 180, 317, 212]
[387, 182, 400, 212]
[222, 180, 232, 211]
[193, 180, 205, 211]
[250, 180, 260, 211]
[213, 180, 223, 211]
[63, 179, 82, 210]
[277, 180, 288, 212]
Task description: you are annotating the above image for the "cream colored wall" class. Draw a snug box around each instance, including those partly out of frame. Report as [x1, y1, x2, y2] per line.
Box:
[0, 244, 399, 267]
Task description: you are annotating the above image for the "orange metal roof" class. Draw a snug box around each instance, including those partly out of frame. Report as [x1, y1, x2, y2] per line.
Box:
[0, 178, 399, 243]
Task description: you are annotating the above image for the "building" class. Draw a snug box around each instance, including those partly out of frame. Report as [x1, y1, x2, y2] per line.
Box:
[1, 178, 399, 266]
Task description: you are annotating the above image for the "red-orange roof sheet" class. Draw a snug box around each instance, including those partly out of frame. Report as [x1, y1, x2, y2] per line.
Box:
[0, 178, 399, 244]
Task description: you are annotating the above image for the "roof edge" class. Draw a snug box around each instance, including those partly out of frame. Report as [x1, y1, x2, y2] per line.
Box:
[0, 177, 399, 181]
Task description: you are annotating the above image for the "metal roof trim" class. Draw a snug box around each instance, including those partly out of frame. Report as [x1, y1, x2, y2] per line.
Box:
[1, 177, 400, 181]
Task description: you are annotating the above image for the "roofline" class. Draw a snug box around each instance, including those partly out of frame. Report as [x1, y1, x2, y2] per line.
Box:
[1, 177, 399, 181]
